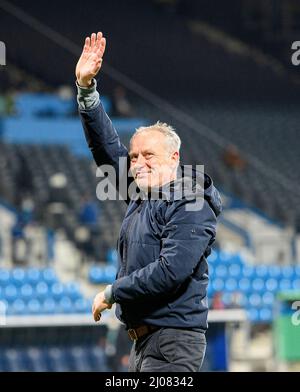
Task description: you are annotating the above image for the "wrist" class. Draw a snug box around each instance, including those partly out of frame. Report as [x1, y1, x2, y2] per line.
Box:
[77, 78, 93, 88]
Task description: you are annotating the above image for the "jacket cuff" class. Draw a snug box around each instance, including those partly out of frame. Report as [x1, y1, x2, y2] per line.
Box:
[76, 78, 100, 110]
[76, 78, 97, 92]
[104, 284, 116, 305]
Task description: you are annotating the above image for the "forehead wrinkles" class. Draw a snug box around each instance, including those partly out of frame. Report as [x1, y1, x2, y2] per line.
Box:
[130, 130, 169, 153]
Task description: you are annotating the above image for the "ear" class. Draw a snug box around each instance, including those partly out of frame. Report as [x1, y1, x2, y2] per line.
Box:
[171, 151, 179, 165]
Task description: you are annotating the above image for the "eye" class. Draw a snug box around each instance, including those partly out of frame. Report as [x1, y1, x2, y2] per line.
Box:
[145, 153, 154, 159]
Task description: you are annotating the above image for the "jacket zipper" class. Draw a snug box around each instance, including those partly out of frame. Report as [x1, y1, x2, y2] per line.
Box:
[123, 201, 143, 274]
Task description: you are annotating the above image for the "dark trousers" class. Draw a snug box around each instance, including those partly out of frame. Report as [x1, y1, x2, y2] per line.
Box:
[128, 327, 206, 372]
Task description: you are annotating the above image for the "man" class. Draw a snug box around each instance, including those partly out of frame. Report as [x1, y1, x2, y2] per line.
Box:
[76, 32, 222, 372]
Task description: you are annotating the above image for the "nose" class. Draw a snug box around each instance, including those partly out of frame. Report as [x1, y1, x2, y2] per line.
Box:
[134, 153, 146, 168]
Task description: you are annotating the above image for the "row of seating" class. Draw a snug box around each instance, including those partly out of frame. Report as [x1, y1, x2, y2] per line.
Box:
[0, 267, 89, 314]
[209, 276, 300, 294]
[1, 297, 92, 315]
[0, 345, 109, 372]
[0, 281, 83, 302]
[0, 267, 58, 286]
[88, 265, 117, 284]
[209, 263, 300, 280]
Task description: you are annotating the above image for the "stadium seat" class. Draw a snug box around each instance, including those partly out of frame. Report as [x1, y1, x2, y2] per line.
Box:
[0, 269, 10, 286]
[265, 278, 278, 293]
[215, 265, 227, 278]
[26, 268, 41, 286]
[20, 283, 34, 301]
[103, 266, 117, 284]
[228, 264, 242, 278]
[11, 299, 26, 315]
[238, 277, 251, 292]
[212, 278, 225, 292]
[36, 282, 49, 300]
[224, 278, 238, 292]
[11, 268, 26, 287]
[251, 278, 265, 293]
[27, 298, 42, 314]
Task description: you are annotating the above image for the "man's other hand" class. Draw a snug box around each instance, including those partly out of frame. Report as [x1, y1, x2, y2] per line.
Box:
[92, 290, 112, 322]
[76, 32, 106, 87]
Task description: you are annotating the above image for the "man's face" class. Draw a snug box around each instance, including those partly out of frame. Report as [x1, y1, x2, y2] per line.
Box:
[129, 130, 178, 190]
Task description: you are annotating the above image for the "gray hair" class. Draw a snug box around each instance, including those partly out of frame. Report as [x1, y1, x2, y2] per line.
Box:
[130, 121, 181, 154]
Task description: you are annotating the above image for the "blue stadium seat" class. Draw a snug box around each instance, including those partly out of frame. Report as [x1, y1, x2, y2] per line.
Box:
[41, 268, 58, 285]
[69, 346, 91, 372]
[207, 249, 218, 264]
[90, 346, 109, 372]
[11, 299, 26, 315]
[262, 292, 275, 306]
[218, 251, 233, 264]
[212, 278, 225, 292]
[64, 282, 81, 301]
[58, 296, 73, 314]
[292, 279, 300, 290]
[278, 279, 292, 291]
[254, 265, 269, 279]
[50, 282, 65, 301]
[47, 347, 69, 372]
[89, 266, 105, 284]
[238, 277, 251, 292]
[20, 283, 34, 301]
[4, 284, 18, 303]
[36, 282, 49, 300]
[251, 278, 265, 293]
[215, 265, 227, 278]
[0, 269, 10, 286]
[74, 298, 90, 314]
[259, 307, 273, 322]
[268, 265, 281, 279]
[4, 349, 25, 371]
[106, 249, 118, 266]
[242, 265, 255, 278]
[221, 293, 232, 306]
[265, 278, 278, 293]
[11, 268, 26, 287]
[229, 253, 245, 266]
[228, 264, 242, 278]
[26, 347, 48, 372]
[42, 298, 56, 314]
[27, 299, 42, 314]
[26, 268, 41, 286]
[224, 278, 238, 292]
[247, 308, 259, 323]
[104, 266, 117, 284]
[295, 266, 300, 278]
[281, 266, 295, 279]
[249, 293, 262, 307]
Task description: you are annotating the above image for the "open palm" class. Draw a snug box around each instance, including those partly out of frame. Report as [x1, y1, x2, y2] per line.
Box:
[76, 32, 106, 87]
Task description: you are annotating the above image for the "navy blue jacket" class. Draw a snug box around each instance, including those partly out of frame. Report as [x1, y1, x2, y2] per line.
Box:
[80, 100, 222, 331]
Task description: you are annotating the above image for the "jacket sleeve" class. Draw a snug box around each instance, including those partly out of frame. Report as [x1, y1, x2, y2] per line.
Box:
[79, 100, 133, 202]
[111, 199, 217, 303]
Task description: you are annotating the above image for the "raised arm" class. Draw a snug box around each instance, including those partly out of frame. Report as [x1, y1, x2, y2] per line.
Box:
[76, 33, 132, 201]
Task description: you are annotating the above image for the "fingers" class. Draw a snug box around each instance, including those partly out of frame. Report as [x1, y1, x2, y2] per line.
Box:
[99, 37, 106, 58]
[91, 32, 96, 49]
[93, 308, 101, 322]
[85, 36, 90, 50]
[96, 31, 103, 47]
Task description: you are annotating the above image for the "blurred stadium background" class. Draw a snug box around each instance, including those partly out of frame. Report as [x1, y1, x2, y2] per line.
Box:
[0, 0, 300, 372]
